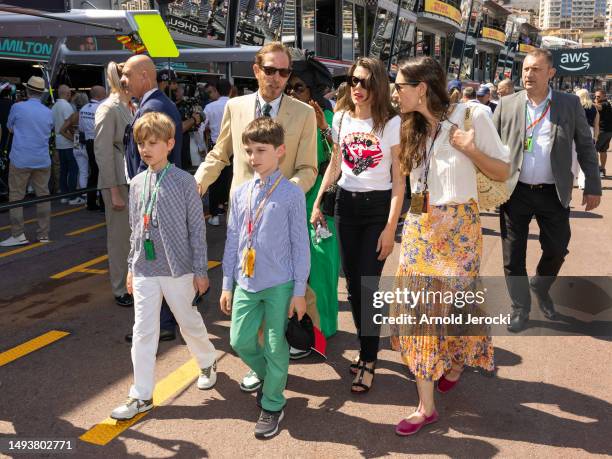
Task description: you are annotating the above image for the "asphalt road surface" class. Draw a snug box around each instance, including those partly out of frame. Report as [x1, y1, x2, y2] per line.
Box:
[0, 180, 610, 458]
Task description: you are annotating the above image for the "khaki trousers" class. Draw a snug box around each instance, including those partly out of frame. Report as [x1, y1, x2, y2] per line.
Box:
[8, 164, 50, 239]
[101, 185, 131, 297]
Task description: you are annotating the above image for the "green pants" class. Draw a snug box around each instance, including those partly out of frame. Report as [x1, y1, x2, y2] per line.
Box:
[230, 281, 293, 412]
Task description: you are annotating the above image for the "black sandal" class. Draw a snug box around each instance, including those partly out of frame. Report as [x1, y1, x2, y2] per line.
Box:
[351, 361, 376, 393]
[349, 354, 361, 375]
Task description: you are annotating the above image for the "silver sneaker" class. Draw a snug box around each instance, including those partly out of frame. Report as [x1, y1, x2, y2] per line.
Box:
[239, 369, 262, 392]
[254, 409, 284, 438]
[110, 397, 153, 421]
[0, 234, 29, 247]
[197, 361, 217, 390]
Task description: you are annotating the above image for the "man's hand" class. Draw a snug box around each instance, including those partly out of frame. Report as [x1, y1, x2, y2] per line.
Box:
[220, 290, 233, 315]
[288, 296, 307, 321]
[193, 275, 209, 295]
[197, 183, 208, 196]
[582, 194, 601, 211]
[110, 187, 126, 211]
[126, 271, 133, 295]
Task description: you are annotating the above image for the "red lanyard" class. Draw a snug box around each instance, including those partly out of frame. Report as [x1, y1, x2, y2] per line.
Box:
[246, 174, 283, 246]
[526, 99, 551, 133]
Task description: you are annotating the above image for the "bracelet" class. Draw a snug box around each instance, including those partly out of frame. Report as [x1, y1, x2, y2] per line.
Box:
[320, 126, 332, 138]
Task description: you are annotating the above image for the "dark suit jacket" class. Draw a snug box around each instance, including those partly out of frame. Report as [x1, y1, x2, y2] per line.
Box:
[124, 89, 183, 179]
[493, 89, 601, 208]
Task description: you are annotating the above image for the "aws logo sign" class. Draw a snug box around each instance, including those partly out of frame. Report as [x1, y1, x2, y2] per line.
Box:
[559, 52, 590, 72]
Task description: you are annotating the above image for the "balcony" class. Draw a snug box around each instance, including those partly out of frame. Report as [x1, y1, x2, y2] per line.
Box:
[477, 24, 507, 52]
[416, 0, 462, 35]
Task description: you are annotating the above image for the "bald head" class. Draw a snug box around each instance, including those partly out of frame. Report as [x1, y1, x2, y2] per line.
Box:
[90, 85, 106, 101]
[120, 55, 158, 99]
[58, 84, 71, 100]
[497, 79, 514, 97]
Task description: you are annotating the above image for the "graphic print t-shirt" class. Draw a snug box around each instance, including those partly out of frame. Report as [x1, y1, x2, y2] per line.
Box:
[331, 112, 401, 192]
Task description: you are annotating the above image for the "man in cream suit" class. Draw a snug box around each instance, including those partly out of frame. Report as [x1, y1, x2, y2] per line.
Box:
[194, 41, 317, 196]
[194, 41, 317, 392]
[493, 49, 601, 332]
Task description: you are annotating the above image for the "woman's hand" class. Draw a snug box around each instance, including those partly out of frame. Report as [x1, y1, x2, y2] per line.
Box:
[376, 226, 395, 261]
[449, 126, 477, 158]
[309, 100, 328, 131]
[310, 202, 327, 229]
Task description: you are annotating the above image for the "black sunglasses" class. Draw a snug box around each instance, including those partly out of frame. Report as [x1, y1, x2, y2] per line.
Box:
[260, 65, 292, 78]
[393, 81, 422, 92]
[348, 75, 370, 90]
[285, 83, 308, 94]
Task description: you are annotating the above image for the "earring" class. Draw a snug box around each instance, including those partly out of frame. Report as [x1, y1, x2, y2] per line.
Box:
[418, 96, 422, 105]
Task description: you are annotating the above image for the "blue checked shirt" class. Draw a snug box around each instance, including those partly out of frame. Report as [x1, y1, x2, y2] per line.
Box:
[222, 169, 310, 297]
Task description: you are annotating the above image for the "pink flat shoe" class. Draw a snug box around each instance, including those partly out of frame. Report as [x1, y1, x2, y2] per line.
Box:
[437, 366, 464, 393]
[395, 410, 439, 436]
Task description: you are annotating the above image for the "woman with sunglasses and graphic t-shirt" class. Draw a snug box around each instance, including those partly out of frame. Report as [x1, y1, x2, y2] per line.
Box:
[311, 57, 405, 393]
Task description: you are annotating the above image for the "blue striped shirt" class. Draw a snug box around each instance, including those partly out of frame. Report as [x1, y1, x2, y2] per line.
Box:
[222, 169, 310, 296]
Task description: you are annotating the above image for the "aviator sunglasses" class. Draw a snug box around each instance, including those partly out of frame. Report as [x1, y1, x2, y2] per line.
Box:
[260, 65, 292, 78]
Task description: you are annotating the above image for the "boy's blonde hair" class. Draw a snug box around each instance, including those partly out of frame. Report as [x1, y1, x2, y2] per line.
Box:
[133, 112, 175, 143]
[242, 117, 285, 148]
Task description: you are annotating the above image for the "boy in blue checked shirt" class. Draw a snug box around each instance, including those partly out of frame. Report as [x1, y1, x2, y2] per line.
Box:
[111, 112, 217, 421]
[220, 117, 310, 439]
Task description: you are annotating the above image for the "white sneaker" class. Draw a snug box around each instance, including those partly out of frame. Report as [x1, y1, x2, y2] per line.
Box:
[0, 234, 29, 247]
[239, 369, 262, 392]
[289, 346, 312, 360]
[208, 215, 220, 226]
[68, 196, 86, 205]
[110, 397, 153, 421]
[38, 237, 50, 243]
[197, 361, 217, 390]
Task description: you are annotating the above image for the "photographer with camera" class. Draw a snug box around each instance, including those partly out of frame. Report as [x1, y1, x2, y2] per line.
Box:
[175, 84, 203, 169]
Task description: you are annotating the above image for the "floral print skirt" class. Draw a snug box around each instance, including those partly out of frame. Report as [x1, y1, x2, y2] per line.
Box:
[390, 202, 494, 381]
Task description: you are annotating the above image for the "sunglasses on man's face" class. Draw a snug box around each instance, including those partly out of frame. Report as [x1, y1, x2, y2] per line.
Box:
[285, 83, 307, 94]
[260, 65, 292, 78]
[349, 75, 370, 90]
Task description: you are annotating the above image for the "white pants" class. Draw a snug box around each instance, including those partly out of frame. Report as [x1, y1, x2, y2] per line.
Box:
[73, 144, 89, 189]
[129, 274, 217, 400]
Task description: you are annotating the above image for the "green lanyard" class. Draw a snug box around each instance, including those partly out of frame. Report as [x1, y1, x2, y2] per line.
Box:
[141, 163, 172, 231]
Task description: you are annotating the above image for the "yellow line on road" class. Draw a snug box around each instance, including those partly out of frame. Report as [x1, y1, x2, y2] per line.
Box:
[51, 255, 109, 279]
[0, 242, 46, 259]
[80, 359, 200, 446]
[66, 222, 106, 236]
[0, 330, 70, 367]
[0, 206, 85, 231]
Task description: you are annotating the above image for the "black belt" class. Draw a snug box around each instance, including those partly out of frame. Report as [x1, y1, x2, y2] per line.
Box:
[517, 181, 555, 190]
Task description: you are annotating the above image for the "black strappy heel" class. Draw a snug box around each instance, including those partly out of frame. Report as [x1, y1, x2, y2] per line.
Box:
[349, 354, 361, 375]
[351, 360, 376, 393]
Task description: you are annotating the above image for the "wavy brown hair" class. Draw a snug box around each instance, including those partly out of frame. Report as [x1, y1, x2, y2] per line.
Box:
[397, 56, 450, 175]
[335, 57, 395, 134]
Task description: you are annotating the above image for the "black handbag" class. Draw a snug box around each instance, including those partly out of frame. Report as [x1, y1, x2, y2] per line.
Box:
[320, 111, 345, 217]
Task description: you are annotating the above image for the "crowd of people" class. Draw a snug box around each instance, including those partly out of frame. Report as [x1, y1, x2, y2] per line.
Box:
[0, 42, 606, 440]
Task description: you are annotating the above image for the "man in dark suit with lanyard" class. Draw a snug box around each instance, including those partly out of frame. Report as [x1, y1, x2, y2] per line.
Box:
[121, 54, 183, 342]
[493, 49, 601, 333]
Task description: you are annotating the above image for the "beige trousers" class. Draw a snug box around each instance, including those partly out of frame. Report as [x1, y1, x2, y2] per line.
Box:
[101, 185, 131, 297]
[8, 164, 50, 239]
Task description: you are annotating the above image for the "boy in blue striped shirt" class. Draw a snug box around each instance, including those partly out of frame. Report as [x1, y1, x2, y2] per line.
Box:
[220, 117, 310, 439]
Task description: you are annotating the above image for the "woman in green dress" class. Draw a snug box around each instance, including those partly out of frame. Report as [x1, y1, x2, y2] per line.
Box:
[286, 57, 340, 339]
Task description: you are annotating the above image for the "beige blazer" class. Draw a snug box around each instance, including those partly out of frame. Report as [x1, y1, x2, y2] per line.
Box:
[94, 93, 133, 190]
[194, 93, 318, 194]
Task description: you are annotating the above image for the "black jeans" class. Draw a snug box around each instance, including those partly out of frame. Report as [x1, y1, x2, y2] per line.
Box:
[500, 182, 571, 314]
[335, 187, 391, 362]
[209, 161, 232, 216]
[85, 140, 100, 209]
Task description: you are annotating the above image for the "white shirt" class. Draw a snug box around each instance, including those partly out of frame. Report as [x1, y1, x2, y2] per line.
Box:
[331, 112, 401, 192]
[410, 103, 510, 206]
[466, 99, 492, 118]
[256, 91, 282, 118]
[203, 96, 228, 144]
[519, 89, 555, 185]
[52, 99, 75, 149]
[78, 99, 101, 140]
